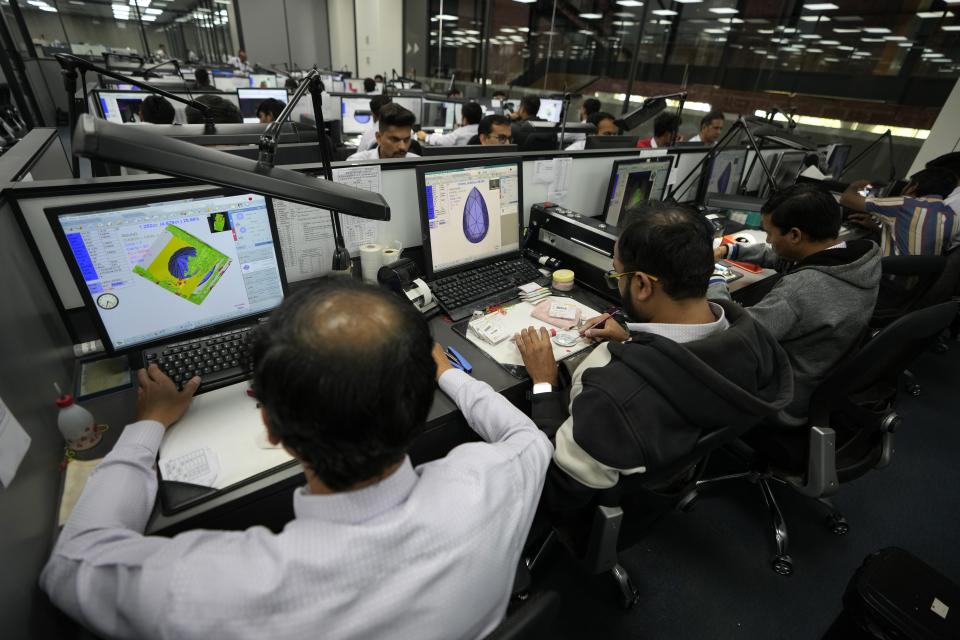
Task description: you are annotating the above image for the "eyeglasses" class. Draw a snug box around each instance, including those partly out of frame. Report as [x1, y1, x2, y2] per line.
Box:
[604, 269, 659, 290]
[484, 134, 513, 144]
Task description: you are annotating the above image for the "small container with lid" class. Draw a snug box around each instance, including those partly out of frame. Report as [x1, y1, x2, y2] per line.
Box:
[54, 383, 102, 451]
[551, 269, 575, 292]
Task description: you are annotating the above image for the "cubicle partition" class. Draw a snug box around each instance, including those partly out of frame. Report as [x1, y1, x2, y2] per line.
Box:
[0, 128, 72, 183]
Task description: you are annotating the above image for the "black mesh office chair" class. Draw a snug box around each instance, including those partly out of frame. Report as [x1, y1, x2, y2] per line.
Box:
[684, 301, 959, 576]
[527, 422, 765, 609]
[484, 590, 560, 640]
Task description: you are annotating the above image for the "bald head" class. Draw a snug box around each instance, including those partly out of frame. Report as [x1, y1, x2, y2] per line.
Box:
[251, 277, 436, 490]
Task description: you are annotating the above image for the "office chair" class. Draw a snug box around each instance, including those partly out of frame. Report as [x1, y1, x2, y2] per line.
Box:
[527, 422, 765, 609]
[684, 301, 959, 576]
[484, 590, 561, 640]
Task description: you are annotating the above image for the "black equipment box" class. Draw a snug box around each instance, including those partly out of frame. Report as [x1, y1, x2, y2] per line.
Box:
[825, 547, 960, 640]
[526, 202, 620, 302]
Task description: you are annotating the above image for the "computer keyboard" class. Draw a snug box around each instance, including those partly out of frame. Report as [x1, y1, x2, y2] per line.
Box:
[142, 325, 258, 394]
[429, 258, 548, 321]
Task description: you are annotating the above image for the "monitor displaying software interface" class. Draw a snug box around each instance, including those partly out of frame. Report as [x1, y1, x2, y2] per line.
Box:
[422, 100, 460, 130]
[602, 157, 673, 227]
[237, 88, 288, 123]
[52, 193, 286, 351]
[537, 99, 563, 123]
[704, 149, 748, 196]
[97, 91, 152, 123]
[420, 162, 522, 276]
[341, 97, 374, 134]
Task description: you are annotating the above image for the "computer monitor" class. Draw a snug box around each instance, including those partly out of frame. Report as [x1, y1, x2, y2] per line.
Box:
[341, 96, 374, 135]
[96, 91, 150, 123]
[390, 96, 422, 123]
[213, 76, 239, 92]
[771, 150, 807, 191]
[668, 150, 709, 203]
[419, 144, 518, 157]
[704, 148, 748, 196]
[827, 144, 851, 177]
[600, 156, 674, 227]
[743, 149, 784, 194]
[48, 191, 288, 352]
[421, 99, 458, 130]
[237, 88, 288, 123]
[537, 99, 564, 123]
[249, 74, 278, 89]
[344, 78, 382, 94]
[584, 135, 640, 150]
[416, 159, 523, 278]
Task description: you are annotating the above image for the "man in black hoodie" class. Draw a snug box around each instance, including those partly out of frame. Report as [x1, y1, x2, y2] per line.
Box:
[710, 183, 881, 417]
[515, 203, 794, 512]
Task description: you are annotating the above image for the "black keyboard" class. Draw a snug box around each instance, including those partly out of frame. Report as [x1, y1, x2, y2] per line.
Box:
[142, 325, 258, 394]
[429, 258, 548, 321]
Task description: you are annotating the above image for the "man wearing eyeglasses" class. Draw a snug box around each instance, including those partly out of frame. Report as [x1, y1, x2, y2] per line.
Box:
[476, 114, 513, 146]
[513, 202, 793, 513]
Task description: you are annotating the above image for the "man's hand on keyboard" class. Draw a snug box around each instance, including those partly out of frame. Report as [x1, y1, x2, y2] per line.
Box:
[135, 364, 201, 429]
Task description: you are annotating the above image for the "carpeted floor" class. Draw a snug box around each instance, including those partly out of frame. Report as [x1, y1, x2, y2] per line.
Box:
[537, 345, 960, 639]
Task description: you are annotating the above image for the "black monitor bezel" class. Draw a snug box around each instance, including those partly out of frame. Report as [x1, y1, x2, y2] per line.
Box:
[599, 155, 674, 225]
[46, 188, 290, 355]
[419, 144, 519, 157]
[415, 157, 525, 280]
[584, 135, 640, 150]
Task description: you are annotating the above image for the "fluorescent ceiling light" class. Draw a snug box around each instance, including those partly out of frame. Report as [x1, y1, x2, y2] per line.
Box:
[833, 28, 860, 33]
[512, 0, 537, 3]
[145, 7, 162, 14]
[862, 27, 891, 33]
[820, 40, 840, 45]
[430, 14, 457, 21]
[918, 11, 954, 18]
[708, 7, 738, 14]
[806, 47, 824, 52]
[861, 37, 885, 42]
[803, 3, 839, 9]
[824, 57, 839, 62]
[801, 15, 830, 22]
[672, 0, 702, 3]
[652, 9, 677, 15]
[942, 25, 960, 31]
[898, 41, 914, 46]
[758, 29, 775, 34]
[800, 34, 821, 39]
[704, 28, 725, 33]
[717, 17, 744, 23]
[578, 29, 594, 34]
[837, 45, 854, 50]
[616, 0, 644, 5]
[518, 27, 530, 32]
[500, 27, 516, 32]
[579, 13, 603, 19]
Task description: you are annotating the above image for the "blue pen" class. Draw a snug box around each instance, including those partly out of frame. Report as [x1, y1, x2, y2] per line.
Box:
[444, 346, 473, 373]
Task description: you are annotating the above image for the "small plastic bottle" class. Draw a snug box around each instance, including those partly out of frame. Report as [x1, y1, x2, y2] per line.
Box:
[54, 383, 101, 451]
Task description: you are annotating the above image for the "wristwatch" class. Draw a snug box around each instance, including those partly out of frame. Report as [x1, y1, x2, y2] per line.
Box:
[532, 382, 553, 395]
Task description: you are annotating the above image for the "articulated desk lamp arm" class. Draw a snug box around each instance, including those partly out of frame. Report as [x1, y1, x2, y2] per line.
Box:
[667, 115, 779, 202]
[837, 129, 895, 186]
[613, 91, 687, 143]
[54, 53, 216, 151]
[258, 68, 352, 272]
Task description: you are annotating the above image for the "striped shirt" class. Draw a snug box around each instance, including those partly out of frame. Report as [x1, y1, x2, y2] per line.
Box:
[865, 195, 959, 257]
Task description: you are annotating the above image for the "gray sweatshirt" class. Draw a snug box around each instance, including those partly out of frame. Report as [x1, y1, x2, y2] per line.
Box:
[709, 239, 881, 417]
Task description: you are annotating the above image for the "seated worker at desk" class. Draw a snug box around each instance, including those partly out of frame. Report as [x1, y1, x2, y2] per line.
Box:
[508, 95, 543, 123]
[357, 95, 392, 152]
[194, 68, 217, 92]
[139, 95, 175, 124]
[416, 102, 482, 147]
[689, 110, 725, 145]
[471, 114, 513, 145]
[346, 103, 420, 161]
[710, 183, 880, 417]
[256, 98, 286, 124]
[564, 112, 619, 150]
[185, 94, 243, 124]
[839, 168, 959, 257]
[41, 278, 552, 640]
[514, 203, 793, 513]
[636, 112, 682, 149]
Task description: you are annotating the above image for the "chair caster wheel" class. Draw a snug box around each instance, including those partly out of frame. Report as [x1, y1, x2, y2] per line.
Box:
[826, 515, 849, 536]
[610, 565, 640, 610]
[772, 555, 794, 576]
[906, 384, 921, 397]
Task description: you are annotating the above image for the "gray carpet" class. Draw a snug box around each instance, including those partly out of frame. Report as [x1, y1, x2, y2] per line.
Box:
[539, 345, 960, 639]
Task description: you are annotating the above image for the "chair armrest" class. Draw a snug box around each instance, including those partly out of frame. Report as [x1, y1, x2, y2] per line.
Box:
[787, 426, 839, 498]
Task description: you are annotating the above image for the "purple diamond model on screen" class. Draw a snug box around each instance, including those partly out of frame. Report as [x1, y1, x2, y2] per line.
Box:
[463, 187, 490, 243]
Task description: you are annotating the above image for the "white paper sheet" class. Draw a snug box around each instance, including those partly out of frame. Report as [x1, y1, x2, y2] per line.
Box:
[533, 160, 555, 184]
[0, 396, 31, 489]
[547, 157, 573, 205]
[272, 165, 384, 282]
[464, 297, 602, 367]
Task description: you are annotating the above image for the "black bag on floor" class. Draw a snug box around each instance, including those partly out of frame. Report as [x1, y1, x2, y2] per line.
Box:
[825, 547, 959, 640]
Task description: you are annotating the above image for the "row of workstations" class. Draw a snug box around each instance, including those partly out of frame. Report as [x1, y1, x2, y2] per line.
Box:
[88, 87, 563, 132]
[6, 128, 792, 345]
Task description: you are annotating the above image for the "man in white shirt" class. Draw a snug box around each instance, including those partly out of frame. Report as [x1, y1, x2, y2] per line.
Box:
[689, 110, 724, 145]
[228, 49, 252, 74]
[41, 277, 553, 640]
[347, 103, 420, 160]
[357, 95, 393, 152]
[417, 102, 482, 147]
[565, 111, 619, 150]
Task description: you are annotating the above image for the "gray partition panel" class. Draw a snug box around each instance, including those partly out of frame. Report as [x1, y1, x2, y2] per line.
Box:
[0, 198, 75, 640]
